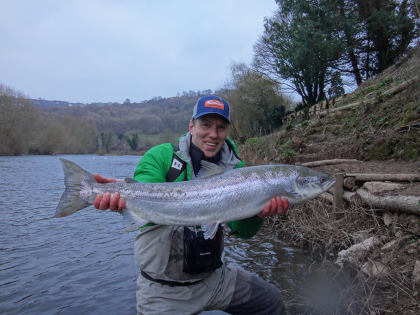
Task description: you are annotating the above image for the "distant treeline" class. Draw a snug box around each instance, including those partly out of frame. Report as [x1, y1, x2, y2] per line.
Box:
[0, 85, 201, 155]
[0, 79, 293, 155]
[0, 85, 98, 155]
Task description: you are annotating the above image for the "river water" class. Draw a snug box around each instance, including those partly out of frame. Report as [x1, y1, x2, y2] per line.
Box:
[0, 155, 350, 314]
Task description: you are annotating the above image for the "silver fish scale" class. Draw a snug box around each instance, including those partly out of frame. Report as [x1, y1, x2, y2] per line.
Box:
[125, 170, 273, 225]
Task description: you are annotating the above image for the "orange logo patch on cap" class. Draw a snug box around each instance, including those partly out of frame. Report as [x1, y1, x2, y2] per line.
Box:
[204, 99, 224, 110]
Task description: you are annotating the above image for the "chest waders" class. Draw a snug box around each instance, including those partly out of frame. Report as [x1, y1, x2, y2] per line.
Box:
[140, 151, 224, 286]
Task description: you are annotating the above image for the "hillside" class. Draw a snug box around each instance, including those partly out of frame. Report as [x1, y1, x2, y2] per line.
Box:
[238, 46, 420, 314]
[38, 95, 199, 136]
[239, 46, 419, 164]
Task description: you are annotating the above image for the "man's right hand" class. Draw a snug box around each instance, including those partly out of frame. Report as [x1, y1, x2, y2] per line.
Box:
[93, 174, 126, 213]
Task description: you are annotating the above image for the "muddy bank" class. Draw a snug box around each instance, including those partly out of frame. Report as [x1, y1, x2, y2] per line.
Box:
[239, 156, 420, 313]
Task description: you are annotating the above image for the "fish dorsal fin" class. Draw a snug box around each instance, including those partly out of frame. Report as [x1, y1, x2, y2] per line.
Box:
[197, 161, 224, 179]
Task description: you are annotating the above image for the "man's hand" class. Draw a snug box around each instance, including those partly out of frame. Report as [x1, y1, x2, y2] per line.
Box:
[93, 174, 126, 213]
[258, 196, 289, 218]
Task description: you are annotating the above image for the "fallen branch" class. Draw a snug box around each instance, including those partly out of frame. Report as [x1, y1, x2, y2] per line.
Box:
[396, 121, 420, 131]
[324, 189, 362, 206]
[346, 173, 420, 182]
[344, 177, 357, 191]
[356, 188, 420, 215]
[296, 159, 359, 167]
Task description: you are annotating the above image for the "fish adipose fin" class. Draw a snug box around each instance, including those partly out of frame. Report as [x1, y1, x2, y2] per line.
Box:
[54, 159, 92, 218]
[197, 161, 225, 179]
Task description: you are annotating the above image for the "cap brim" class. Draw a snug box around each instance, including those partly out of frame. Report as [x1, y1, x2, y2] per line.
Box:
[192, 112, 231, 123]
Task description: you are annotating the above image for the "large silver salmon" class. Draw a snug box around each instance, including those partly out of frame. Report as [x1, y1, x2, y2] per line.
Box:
[55, 159, 334, 237]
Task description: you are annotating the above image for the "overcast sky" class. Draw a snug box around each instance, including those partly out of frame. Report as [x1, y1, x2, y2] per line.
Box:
[1, 1, 278, 103]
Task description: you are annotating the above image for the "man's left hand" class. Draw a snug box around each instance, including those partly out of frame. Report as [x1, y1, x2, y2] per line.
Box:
[258, 196, 289, 218]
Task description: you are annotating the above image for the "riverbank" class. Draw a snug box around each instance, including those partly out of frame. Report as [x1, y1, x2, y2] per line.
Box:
[238, 156, 420, 313]
[236, 46, 420, 314]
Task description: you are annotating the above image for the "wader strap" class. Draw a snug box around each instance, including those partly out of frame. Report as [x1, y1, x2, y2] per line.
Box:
[140, 270, 201, 287]
[166, 153, 187, 182]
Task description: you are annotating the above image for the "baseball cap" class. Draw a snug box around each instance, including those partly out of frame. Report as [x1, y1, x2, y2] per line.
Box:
[192, 95, 231, 123]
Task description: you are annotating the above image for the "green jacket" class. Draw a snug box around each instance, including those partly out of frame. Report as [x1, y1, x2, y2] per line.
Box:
[133, 134, 263, 239]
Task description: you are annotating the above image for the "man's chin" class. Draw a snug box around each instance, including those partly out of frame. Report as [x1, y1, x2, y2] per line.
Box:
[203, 150, 217, 158]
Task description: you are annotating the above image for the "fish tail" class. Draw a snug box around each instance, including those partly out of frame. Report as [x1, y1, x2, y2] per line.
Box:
[54, 159, 92, 218]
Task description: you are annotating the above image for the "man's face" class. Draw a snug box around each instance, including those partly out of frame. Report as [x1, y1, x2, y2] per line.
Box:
[189, 114, 229, 159]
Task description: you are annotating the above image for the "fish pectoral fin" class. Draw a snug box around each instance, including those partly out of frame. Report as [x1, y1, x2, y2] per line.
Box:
[286, 190, 302, 200]
[202, 222, 220, 239]
[197, 161, 225, 179]
[123, 210, 148, 232]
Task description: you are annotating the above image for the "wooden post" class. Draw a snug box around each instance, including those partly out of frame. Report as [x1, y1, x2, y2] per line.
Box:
[333, 173, 344, 210]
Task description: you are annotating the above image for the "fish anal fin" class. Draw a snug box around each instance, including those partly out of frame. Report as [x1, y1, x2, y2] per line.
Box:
[202, 222, 220, 239]
[123, 209, 148, 232]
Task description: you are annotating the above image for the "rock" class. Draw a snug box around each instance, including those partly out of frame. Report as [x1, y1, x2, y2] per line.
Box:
[413, 260, 420, 283]
[381, 239, 399, 252]
[383, 211, 393, 226]
[361, 260, 389, 278]
[351, 229, 374, 243]
[335, 236, 382, 267]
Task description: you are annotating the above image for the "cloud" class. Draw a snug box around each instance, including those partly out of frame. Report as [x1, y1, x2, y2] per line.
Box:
[0, 0, 277, 102]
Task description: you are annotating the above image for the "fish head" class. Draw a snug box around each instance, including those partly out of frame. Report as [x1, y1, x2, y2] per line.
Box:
[293, 167, 335, 201]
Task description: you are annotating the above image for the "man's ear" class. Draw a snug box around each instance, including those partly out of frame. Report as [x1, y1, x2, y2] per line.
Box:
[189, 120, 194, 132]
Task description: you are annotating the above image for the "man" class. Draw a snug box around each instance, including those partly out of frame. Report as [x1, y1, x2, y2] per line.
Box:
[94, 95, 289, 314]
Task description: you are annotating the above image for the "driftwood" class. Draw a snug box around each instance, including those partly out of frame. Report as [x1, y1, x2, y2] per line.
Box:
[300, 159, 420, 215]
[346, 173, 420, 182]
[357, 188, 420, 215]
[321, 189, 362, 206]
[344, 177, 357, 190]
[296, 159, 359, 167]
[363, 182, 406, 194]
[323, 185, 418, 214]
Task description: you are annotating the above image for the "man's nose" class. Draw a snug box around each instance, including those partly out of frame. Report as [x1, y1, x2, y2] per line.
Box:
[208, 126, 218, 138]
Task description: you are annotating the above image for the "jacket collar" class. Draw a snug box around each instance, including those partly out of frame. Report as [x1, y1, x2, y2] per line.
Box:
[177, 132, 242, 178]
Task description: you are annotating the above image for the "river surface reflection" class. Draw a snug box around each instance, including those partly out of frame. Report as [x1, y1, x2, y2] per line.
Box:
[0, 155, 344, 314]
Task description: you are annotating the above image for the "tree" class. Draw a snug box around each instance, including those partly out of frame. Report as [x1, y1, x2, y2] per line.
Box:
[254, 0, 419, 100]
[0, 85, 41, 155]
[254, 0, 345, 106]
[223, 63, 291, 138]
[100, 131, 114, 153]
[356, 0, 418, 73]
[126, 133, 139, 151]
